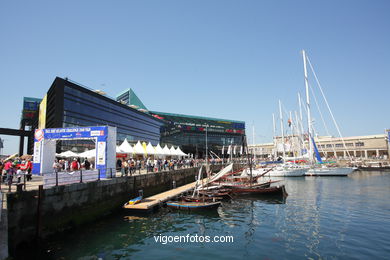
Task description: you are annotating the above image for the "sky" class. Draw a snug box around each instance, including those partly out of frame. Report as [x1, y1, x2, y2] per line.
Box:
[0, 0, 389, 155]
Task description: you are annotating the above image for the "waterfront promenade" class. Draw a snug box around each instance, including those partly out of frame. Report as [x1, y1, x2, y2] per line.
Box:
[0, 168, 153, 193]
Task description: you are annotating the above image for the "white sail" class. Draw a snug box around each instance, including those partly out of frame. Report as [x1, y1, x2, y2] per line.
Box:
[197, 163, 233, 189]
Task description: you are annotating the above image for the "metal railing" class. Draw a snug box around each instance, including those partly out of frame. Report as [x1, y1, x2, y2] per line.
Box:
[42, 168, 117, 188]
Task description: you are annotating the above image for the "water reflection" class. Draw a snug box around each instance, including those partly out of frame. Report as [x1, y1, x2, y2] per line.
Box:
[43, 171, 390, 260]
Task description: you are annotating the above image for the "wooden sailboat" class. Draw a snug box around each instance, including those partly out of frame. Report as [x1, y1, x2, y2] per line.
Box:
[167, 126, 223, 210]
[229, 135, 288, 197]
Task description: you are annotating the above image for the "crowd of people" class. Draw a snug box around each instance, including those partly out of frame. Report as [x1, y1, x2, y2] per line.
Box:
[115, 157, 228, 176]
[52, 157, 94, 172]
[0, 158, 33, 191]
[0, 155, 232, 191]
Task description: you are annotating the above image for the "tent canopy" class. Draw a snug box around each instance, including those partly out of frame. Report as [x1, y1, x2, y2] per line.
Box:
[133, 141, 146, 155]
[119, 138, 134, 153]
[154, 143, 164, 155]
[175, 146, 187, 156]
[162, 145, 171, 156]
[146, 142, 156, 155]
[57, 150, 79, 158]
[79, 149, 96, 158]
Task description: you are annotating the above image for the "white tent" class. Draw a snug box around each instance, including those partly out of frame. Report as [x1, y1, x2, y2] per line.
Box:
[162, 145, 171, 156]
[116, 146, 123, 153]
[154, 143, 164, 156]
[146, 142, 156, 156]
[169, 146, 178, 156]
[175, 146, 187, 157]
[119, 138, 134, 153]
[57, 150, 79, 158]
[79, 149, 96, 158]
[133, 141, 146, 155]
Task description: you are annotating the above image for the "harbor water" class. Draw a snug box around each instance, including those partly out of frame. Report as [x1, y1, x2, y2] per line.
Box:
[37, 170, 390, 260]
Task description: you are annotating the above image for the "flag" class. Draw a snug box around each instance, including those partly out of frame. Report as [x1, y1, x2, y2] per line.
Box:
[239, 146, 243, 155]
[222, 146, 225, 155]
[227, 145, 231, 155]
[233, 145, 237, 155]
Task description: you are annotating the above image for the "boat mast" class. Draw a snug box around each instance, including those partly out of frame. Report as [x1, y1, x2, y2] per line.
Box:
[279, 99, 286, 159]
[302, 50, 314, 164]
[252, 123, 256, 164]
[205, 124, 209, 176]
[272, 113, 277, 160]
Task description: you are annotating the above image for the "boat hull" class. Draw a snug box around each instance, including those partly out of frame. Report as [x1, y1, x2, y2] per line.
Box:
[263, 168, 308, 177]
[231, 185, 288, 197]
[305, 167, 355, 176]
[166, 201, 221, 210]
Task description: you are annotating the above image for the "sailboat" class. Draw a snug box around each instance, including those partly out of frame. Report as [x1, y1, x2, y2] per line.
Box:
[301, 50, 356, 176]
[167, 126, 223, 210]
[246, 101, 307, 177]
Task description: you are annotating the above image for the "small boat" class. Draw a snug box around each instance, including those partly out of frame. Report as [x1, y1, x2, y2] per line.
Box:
[123, 195, 143, 207]
[230, 185, 288, 197]
[181, 195, 224, 202]
[166, 201, 221, 210]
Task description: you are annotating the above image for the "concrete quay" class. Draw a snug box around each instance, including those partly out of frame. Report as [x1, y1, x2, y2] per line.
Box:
[2, 164, 241, 258]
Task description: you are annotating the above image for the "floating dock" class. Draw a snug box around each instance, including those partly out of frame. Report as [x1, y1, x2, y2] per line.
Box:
[124, 180, 204, 210]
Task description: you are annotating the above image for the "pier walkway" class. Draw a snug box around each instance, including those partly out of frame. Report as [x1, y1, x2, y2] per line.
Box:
[124, 178, 207, 210]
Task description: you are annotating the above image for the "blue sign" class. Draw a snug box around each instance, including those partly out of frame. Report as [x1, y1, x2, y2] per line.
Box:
[38, 126, 106, 140]
[33, 126, 114, 178]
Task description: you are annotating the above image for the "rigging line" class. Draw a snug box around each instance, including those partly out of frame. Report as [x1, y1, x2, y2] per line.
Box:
[308, 81, 338, 157]
[306, 55, 353, 161]
[294, 111, 308, 154]
[298, 93, 328, 156]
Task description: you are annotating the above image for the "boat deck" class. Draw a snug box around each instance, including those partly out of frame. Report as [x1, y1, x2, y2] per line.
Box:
[123, 179, 207, 210]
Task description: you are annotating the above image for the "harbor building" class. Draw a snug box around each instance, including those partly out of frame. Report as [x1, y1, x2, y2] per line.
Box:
[115, 89, 245, 157]
[149, 111, 245, 157]
[248, 133, 389, 160]
[38, 77, 164, 153]
[18, 77, 245, 155]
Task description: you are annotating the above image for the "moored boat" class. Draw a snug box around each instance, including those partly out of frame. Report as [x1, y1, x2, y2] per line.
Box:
[230, 184, 288, 197]
[166, 201, 222, 210]
[305, 166, 356, 176]
[123, 195, 143, 208]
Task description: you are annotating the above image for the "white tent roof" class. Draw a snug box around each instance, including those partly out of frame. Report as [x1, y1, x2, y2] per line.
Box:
[169, 146, 178, 156]
[79, 149, 96, 158]
[57, 150, 79, 157]
[175, 146, 187, 156]
[116, 146, 123, 153]
[146, 142, 156, 155]
[154, 143, 164, 155]
[162, 145, 171, 156]
[119, 138, 134, 153]
[133, 141, 146, 155]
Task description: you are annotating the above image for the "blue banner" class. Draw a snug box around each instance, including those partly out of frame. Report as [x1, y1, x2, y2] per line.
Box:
[37, 126, 106, 140]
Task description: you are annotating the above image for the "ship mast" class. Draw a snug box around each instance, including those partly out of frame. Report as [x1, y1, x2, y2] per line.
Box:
[302, 50, 314, 164]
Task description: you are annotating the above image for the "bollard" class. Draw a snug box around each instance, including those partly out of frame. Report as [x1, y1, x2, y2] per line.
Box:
[55, 171, 58, 186]
[24, 173, 27, 190]
[110, 168, 113, 178]
[80, 169, 83, 183]
[172, 180, 176, 189]
[98, 169, 101, 181]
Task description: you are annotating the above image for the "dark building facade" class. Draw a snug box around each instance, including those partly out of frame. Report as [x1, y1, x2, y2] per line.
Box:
[20, 79, 245, 156]
[150, 111, 245, 157]
[43, 77, 164, 152]
[114, 89, 246, 158]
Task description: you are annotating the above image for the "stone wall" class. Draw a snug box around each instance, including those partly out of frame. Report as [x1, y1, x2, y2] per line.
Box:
[6, 164, 228, 253]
